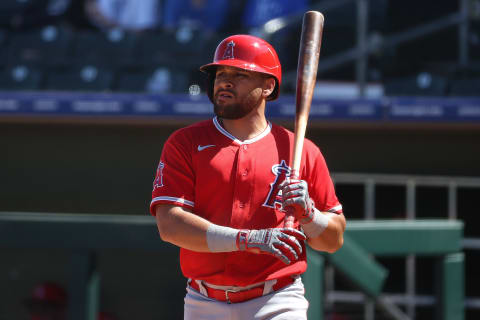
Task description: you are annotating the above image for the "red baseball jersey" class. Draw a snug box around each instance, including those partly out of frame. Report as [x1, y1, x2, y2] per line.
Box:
[150, 117, 342, 287]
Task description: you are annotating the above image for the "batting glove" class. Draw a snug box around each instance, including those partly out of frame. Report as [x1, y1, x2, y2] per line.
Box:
[280, 178, 315, 224]
[236, 228, 306, 264]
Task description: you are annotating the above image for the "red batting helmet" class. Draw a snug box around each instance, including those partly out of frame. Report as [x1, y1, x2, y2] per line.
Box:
[200, 34, 282, 101]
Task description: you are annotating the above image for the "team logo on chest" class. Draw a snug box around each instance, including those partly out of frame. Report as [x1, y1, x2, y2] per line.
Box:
[153, 161, 165, 189]
[222, 41, 235, 59]
[263, 160, 292, 209]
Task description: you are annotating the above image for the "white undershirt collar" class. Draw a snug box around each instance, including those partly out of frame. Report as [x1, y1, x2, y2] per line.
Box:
[213, 116, 272, 145]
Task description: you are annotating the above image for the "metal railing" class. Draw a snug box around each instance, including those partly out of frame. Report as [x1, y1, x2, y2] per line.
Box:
[261, 0, 472, 96]
[329, 172, 480, 319]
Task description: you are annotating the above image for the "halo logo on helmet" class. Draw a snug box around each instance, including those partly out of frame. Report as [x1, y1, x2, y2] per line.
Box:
[200, 34, 282, 102]
[222, 41, 235, 59]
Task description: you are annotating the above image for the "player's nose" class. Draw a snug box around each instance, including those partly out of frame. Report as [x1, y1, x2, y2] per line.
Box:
[214, 81, 234, 97]
[216, 77, 234, 89]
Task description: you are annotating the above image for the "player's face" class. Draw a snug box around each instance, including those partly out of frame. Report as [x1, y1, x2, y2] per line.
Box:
[213, 66, 269, 119]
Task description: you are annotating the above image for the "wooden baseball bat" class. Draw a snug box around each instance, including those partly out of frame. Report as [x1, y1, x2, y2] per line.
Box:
[284, 11, 324, 228]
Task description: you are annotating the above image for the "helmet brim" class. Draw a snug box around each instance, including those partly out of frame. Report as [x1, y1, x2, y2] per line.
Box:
[199, 60, 280, 101]
[200, 59, 279, 80]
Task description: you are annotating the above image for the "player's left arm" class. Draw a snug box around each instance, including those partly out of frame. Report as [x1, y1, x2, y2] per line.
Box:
[280, 146, 346, 253]
[305, 209, 346, 253]
[280, 178, 346, 253]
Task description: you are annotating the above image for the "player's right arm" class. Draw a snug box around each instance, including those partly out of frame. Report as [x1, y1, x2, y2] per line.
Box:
[155, 204, 306, 265]
[155, 204, 211, 252]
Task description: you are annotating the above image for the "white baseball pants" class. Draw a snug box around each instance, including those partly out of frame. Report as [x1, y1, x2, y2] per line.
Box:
[184, 277, 309, 320]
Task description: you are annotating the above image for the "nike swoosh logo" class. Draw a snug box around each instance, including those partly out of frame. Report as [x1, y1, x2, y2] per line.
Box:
[197, 144, 215, 151]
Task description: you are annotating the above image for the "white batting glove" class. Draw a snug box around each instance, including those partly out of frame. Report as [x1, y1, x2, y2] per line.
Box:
[279, 178, 315, 224]
[236, 228, 306, 264]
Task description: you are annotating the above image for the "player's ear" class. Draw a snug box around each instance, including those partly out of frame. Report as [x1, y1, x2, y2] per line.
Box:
[262, 77, 276, 98]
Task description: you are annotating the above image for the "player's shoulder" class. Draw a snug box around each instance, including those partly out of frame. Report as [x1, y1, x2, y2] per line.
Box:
[270, 122, 294, 138]
[270, 122, 320, 152]
[168, 119, 215, 142]
[176, 118, 214, 133]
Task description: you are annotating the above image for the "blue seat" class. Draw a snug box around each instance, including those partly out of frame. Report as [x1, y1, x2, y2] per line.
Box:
[6, 25, 74, 67]
[384, 73, 448, 96]
[0, 65, 43, 90]
[71, 29, 136, 68]
[115, 66, 190, 93]
[133, 28, 210, 68]
[449, 78, 480, 97]
[44, 65, 114, 92]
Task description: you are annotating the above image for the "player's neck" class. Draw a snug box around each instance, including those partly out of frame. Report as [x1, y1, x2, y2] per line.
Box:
[220, 112, 268, 142]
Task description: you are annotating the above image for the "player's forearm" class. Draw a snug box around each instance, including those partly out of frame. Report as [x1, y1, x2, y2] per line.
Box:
[155, 204, 307, 265]
[305, 212, 346, 253]
[155, 204, 214, 252]
[155, 204, 241, 252]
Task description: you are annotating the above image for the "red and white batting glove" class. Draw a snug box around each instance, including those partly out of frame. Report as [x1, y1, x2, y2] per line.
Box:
[236, 228, 306, 265]
[279, 178, 315, 224]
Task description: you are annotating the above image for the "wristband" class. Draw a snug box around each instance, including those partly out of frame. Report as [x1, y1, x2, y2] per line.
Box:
[206, 224, 239, 252]
[236, 230, 249, 251]
[298, 198, 315, 224]
[300, 207, 330, 238]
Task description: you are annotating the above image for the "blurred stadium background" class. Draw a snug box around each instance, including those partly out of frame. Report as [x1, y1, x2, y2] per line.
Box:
[1, 0, 479, 319]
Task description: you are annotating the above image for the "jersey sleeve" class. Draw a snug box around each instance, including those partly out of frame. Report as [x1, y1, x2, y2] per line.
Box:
[150, 130, 195, 215]
[306, 146, 343, 215]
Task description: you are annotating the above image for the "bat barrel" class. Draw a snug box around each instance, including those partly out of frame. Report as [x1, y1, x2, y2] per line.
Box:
[284, 11, 324, 229]
[296, 11, 324, 115]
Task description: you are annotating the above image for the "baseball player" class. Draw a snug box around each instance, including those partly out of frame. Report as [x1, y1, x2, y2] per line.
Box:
[150, 34, 346, 319]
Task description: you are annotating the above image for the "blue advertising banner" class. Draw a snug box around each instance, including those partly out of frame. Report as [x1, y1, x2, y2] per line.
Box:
[0, 91, 479, 122]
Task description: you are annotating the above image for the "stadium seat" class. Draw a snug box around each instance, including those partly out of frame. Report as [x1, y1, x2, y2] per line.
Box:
[383, 72, 448, 96]
[0, 0, 30, 27]
[133, 28, 210, 69]
[6, 25, 74, 67]
[449, 78, 480, 97]
[44, 65, 114, 92]
[0, 65, 43, 90]
[115, 66, 190, 94]
[71, 29, 136, 68]
[0, 29, 9, 68]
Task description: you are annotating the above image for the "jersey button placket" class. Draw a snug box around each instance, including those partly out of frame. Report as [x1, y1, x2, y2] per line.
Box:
[231, 143, 252, 226]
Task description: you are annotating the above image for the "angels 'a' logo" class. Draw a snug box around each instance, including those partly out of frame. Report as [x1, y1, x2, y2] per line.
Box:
[222, 41, 235, 59]
[153, 161, 165, 189]
[263, 160, 292, 209]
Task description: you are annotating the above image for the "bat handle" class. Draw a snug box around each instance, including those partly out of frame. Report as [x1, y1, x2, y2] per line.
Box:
[283, 171, 299, 229]
[284, 208, 295, 228]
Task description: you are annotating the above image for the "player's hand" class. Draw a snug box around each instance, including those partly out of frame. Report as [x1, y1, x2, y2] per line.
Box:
[280, 178, 315, 224]
[236, 228, 306, 264]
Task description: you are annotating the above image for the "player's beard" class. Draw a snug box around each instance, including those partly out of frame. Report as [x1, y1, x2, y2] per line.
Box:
[213, 90, 262, 120]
